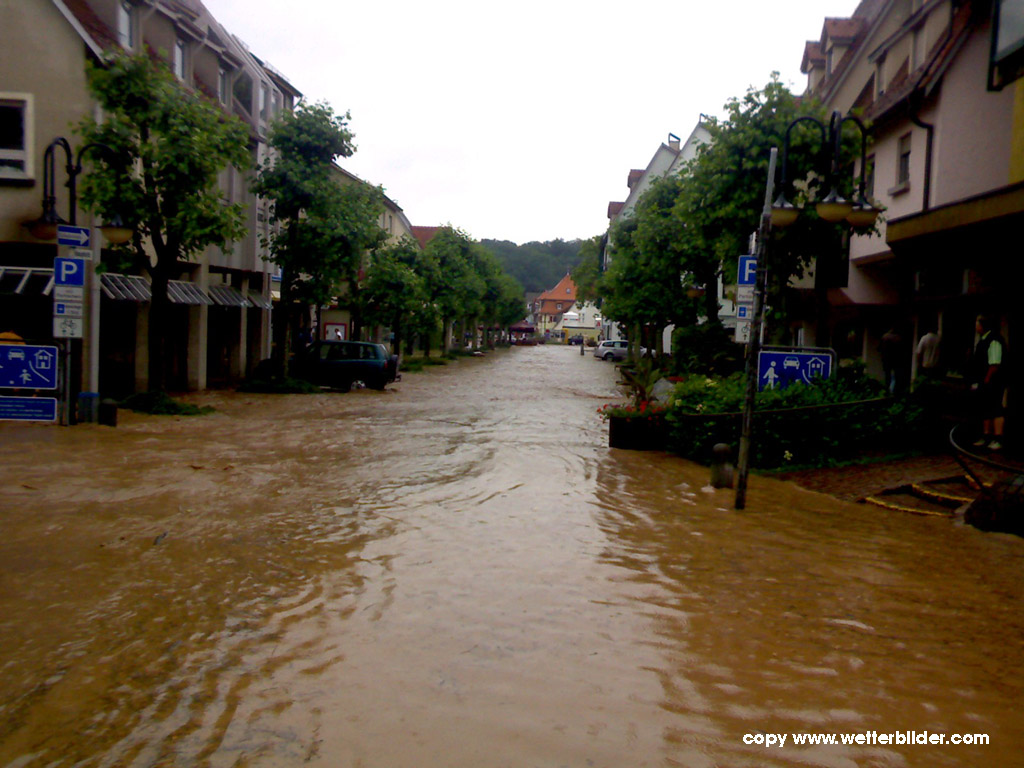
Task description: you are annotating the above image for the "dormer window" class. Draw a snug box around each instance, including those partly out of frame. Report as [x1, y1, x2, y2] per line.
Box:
[117, 2, 135, 49]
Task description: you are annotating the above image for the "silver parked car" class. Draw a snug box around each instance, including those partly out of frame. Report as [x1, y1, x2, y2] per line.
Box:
[593, 339, 630, 361]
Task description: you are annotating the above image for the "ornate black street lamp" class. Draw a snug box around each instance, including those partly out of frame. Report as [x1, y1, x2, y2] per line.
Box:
[25, 137, 132, 243]
[735, 111, 878, 510]
[769, 110, 879, 230]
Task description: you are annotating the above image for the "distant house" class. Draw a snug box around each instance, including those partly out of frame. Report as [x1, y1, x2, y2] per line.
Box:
[532, 272, 577, 335]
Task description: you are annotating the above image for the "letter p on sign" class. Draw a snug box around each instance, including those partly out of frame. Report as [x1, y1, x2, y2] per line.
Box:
[54, 257, 87, 287]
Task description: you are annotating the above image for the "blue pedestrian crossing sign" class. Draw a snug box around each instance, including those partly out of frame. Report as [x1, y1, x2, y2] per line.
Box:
[0, 344, 59, 389]
[758, 349, 833, 391]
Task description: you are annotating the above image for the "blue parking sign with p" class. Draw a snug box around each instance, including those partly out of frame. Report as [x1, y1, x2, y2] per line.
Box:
[54, 257, 87, 287]
[738, 255, 757, 286]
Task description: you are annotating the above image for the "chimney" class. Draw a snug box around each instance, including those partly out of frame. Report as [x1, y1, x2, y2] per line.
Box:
[668, 132, 681, 151]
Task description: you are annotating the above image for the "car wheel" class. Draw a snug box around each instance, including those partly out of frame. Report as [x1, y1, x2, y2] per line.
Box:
[604, 352, 615, 361]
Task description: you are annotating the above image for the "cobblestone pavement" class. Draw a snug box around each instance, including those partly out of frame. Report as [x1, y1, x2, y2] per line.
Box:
[776, 453, 983, 502]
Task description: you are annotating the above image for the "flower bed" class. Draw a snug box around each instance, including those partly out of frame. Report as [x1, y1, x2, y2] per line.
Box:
[661, 371, 924, 469]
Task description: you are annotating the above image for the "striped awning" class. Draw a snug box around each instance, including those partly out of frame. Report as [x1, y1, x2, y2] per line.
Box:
[208, 284, 252, 307]
[167, 280, 213, 305]
[101, 273, 152, 302]
[0, 267, 54, 296]
[247, 291, 273, 310]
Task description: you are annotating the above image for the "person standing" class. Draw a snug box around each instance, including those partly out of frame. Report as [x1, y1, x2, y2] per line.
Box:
[916, 326, 942, 378]
[970, 314, 1007, 452]
[880, 326, 904, 393]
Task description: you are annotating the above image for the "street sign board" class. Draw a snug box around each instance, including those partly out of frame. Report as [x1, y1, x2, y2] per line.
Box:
[54, 301, 84, 318]
[736, 285, 754, 303]
[0, 396, 58, 422]
[736, 302, 754, 321]
[54, 257, 87, 287]
[54, 286, 84, 302]
[0, 344, 58, 389]
[758, 349, 834, 391]
[738, 255, 757, 286]
[56, 225, 90, 248]
[53, 317, 84, 339]
[734, 322, 751, 344]
[70, 247, 93, 262]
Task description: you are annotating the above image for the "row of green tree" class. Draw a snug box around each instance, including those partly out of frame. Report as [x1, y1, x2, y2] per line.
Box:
[573, 75, 871, 370]
[79, 51, 525, 389]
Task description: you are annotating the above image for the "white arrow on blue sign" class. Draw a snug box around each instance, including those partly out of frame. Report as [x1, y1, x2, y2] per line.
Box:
[54, 257, 87, 287]
[57, 225, 90, 247]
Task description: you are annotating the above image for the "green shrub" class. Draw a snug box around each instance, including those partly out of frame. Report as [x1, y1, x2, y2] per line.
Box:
[670, 323, 744, 377]
[664, 368, 923, 469]
[120, 392, 215, 415]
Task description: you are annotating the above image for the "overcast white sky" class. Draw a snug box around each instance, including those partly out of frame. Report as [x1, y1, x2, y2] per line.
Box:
[206, 0, 860, 245]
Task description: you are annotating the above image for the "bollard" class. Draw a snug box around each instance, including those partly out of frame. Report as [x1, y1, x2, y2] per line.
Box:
[710, 443, 734, 489]
[78, 392, 99, 424]
[98, 398, 118, 427]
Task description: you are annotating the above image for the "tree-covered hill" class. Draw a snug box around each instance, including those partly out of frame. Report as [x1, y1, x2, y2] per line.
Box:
[480, 238, 586, 293]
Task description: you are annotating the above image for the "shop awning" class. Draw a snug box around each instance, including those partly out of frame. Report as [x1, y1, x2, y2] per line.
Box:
[247, 291, 273, 310]
[208, 284, 253, 307]
[167, 280, 213, 305]
[100, 273, 151, 302]
[0, 267, 54, 295]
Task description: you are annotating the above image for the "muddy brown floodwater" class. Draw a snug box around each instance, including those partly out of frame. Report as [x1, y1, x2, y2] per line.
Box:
[1, 345, 1023, 767]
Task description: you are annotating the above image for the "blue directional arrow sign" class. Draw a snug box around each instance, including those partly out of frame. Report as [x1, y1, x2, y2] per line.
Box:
[0, 345, 59, 389]
[758, 349, 833, 391]
[57, 224, 90, 247]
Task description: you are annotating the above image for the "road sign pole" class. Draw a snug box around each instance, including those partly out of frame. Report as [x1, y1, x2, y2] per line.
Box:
[735, 147, 777, 510]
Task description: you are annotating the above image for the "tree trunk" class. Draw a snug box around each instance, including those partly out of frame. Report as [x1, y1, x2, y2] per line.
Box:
[148, 268, 170, 393]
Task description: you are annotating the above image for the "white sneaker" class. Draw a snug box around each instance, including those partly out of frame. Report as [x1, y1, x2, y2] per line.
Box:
[988, 441, 1003, 452]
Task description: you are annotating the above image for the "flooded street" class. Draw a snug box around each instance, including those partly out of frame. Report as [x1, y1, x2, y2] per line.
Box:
[2, 344, 1023, 767]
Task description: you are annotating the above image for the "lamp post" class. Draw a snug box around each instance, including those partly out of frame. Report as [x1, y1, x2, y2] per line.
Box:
[25, 137, 132, 425]
[734, 111, 878, 510]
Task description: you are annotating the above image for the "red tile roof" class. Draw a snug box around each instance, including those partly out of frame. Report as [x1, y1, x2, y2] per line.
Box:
[823, 17, 865, 45]
[802, 41, 825, 73]
[607, 201, 624, 219]
[410, 226, 441, 250]
[627, 169, 644, 188]
[61, 0, 119, 51]
[536, 273, 577, 309]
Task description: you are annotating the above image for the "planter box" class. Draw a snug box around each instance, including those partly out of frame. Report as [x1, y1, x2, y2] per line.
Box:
[608, 415, 666, 451]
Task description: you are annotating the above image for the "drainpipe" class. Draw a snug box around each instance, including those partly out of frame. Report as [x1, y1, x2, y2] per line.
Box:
[910, 108, 935, 212]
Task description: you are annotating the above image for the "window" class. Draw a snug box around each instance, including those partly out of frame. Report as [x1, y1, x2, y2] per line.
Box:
[875, 57, 886, 98]
[218, 68, 229, 105]
[117, 1, 135, 49]
[897, 133, 912, 185]
[864, 154, 875, 199]
[173, 39, 187, 81]
[233, 73, 253, 114]
[259, 84, 269, 120]
[0, 95, 32, 181]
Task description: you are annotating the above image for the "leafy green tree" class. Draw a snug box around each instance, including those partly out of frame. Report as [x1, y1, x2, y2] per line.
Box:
[570, 235, 604, 305]
[361, 236, 426, 356]
[254, 102, 384, 371]
[78, 51, 250, 392]
[423, 227, 485, 353]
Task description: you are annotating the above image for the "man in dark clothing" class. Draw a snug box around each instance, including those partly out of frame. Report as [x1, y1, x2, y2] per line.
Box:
[970, 314, 1007, 451]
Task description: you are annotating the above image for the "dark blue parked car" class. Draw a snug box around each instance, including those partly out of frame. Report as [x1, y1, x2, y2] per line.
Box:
[293, 341, 399, 391]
